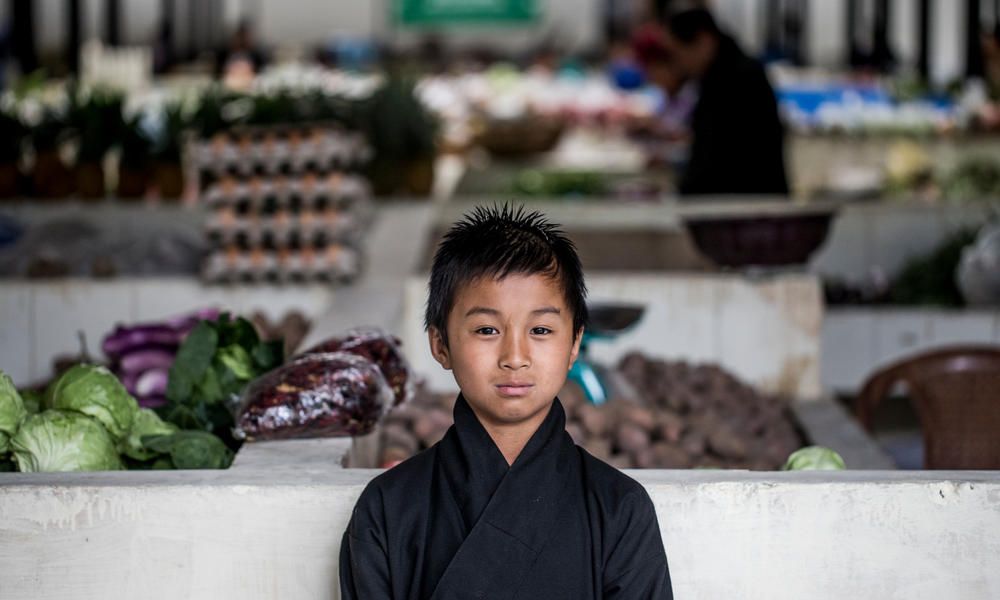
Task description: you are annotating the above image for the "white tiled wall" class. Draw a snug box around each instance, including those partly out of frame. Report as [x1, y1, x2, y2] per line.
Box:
[822, 308, 1000, 393]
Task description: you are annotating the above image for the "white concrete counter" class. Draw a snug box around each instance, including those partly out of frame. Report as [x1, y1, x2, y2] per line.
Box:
[1, 443, 997, 600]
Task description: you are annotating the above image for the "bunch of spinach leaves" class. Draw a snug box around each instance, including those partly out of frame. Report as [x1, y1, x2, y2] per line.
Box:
[160, 313, 283, 448]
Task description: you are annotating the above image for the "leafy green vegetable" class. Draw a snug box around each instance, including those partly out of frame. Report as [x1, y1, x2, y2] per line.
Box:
[941, 157, 1000, 200]
[165, 321, 218, 406]
[890, 229, 977, 307]
[161, 313, 283, 442]
[121, 408, 179, 461]
[47, 364, 138, 441]
[12, 410, 123, 472]
[782, 446, 846, 471]
[217, 345, 256, 380]
[20, 389, 43, 415]
[0, 372, 28, 454]
[142, 430, 233, 469]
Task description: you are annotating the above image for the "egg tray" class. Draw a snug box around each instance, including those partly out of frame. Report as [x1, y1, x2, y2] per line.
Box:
[200, 174, 371, 213]
[202, 244, 363, 285]
[194, 126, 371, 183]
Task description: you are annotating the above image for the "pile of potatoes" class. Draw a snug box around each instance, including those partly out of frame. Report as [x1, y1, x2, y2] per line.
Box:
[375, 352, 803, 470]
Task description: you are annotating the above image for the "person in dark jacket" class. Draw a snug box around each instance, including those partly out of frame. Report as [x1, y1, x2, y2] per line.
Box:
[660, 7, 789, 196]
[340, 205, 672, 599]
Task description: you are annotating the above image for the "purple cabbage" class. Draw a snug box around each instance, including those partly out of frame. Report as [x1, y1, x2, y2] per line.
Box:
[101, 308, 220, 406]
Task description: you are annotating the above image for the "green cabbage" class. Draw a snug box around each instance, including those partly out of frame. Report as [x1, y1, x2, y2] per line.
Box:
[11, 410, 123, 472]
[0, 372, 27, 453]
[20, 389, 43, 415]
[782, 446, 847, 471]
[47, 364, 138, 441]
[121, 408, 179, 461]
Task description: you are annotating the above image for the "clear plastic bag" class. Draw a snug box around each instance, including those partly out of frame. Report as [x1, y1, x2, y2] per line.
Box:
[958, 224, 1000, 306]
[233, 352, 393, 441]
[303, 327, 413, 406]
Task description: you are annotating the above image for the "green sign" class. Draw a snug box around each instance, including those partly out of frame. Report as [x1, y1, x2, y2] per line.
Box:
[395, 0, 538, 26]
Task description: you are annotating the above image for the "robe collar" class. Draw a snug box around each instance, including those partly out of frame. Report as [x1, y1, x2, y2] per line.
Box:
[439, 393, 575, 548]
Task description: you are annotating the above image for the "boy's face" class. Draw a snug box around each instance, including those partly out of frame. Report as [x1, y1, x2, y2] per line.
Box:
[429, 273, 582, 432]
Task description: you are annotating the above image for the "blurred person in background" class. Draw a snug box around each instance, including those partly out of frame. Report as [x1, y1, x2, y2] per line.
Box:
[216, 19, 268, 88]
[655, 5, 788, 196]
[629, 23, 698, 170]
[977, 25, 1000, 130]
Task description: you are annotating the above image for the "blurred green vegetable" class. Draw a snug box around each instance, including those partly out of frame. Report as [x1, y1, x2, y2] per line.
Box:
[162, 313, 283, 441]
[20, 389, 42, 415]
[47, 364, 138, 441]
[142, 430, 233, 469]
[513, 169, 605, 197]
[890, 229, 977, 307]
[941, 157, 1000, 201]
[11, 410, 123, 472]
[121, 408, 178, 461]
[782, 446, 846, 471]
[0, 372, 28, 454]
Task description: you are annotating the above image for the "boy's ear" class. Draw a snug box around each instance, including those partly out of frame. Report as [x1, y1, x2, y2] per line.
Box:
[428, 327, 452, 370]
[568, 327, 584, 369]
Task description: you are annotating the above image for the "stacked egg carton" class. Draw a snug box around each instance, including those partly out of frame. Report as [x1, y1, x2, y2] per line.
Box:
[195, 124, 374, 284]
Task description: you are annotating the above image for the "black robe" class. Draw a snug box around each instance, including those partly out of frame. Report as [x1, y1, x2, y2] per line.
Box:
[340, 395, 672, 600]
[679, 34, 789, 196]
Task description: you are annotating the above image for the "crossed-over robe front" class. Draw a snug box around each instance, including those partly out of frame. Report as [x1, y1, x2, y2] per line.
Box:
[339, 395, 672, 600]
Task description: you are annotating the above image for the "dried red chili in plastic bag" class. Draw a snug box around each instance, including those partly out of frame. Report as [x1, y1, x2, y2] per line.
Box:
[233, 352, 393, 440]
[303, 328, 412, 406]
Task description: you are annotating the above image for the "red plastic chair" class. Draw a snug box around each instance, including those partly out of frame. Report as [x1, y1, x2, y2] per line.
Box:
[856, 346, 1000, 470]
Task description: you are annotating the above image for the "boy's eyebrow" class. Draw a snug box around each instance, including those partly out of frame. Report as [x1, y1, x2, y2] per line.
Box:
[463, 306, 562, 317]
[464, 306, 500, 318]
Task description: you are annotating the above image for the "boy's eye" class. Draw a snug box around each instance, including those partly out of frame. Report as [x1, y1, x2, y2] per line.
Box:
[531, 327, 552, 335]
[475, 326, 499, 335]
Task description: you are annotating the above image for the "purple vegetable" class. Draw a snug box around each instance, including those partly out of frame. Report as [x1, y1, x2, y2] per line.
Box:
[119, 371, 141, 396]
[101, 307, 221, 406]
[102, 325, 184, 358]
[120, 349, 177, 374]
[102, 308, 221, 358]
[135, 368, 170, 398]
[139, 394, 168, 409]
[167, 308, 221, 331]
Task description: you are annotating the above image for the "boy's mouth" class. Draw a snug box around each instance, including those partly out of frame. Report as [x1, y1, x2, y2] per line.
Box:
[495, 383, 534, 397]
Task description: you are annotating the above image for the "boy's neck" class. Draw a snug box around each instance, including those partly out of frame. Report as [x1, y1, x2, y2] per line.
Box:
[470, 403, 552, 467]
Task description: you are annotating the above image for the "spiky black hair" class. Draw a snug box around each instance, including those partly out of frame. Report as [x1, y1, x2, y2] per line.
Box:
[425, 204, 588, 344]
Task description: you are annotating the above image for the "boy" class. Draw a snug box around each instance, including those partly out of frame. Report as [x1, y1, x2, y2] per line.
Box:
[340, 205, 672, 599]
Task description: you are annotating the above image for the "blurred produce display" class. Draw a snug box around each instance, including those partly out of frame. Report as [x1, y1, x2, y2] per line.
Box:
[776, 82, 956, 136]
[958, 224, 1000, 306]
[824, 228, 979, 307]
[0, 215, 206, 278]
[941, 157, 1000, 200]
[0, 66, 435, 201]
[373, 352, 804, 470]
[417, 67, 658, 152]
[890, 229, 979, 306]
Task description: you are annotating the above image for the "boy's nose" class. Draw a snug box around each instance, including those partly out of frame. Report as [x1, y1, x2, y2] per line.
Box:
[499, 332, 530, 370]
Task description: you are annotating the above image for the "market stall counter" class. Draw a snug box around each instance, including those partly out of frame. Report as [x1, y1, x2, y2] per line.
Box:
[1, 442, 997, 600]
